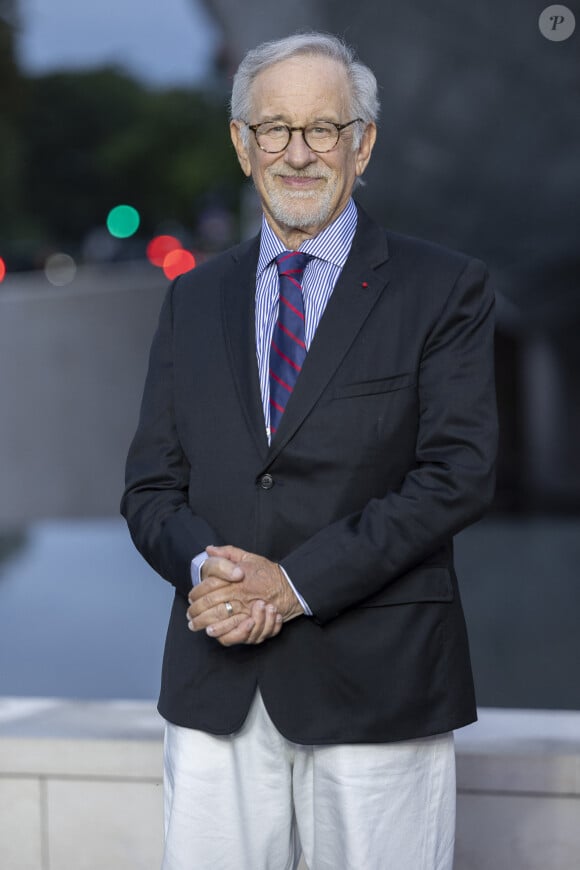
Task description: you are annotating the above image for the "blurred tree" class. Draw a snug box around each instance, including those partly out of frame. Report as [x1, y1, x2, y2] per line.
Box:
[17, 69, 241, 253]
[0, 0, 27, 243]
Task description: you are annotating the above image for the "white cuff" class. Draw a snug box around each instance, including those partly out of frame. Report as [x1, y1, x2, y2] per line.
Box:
[279, 565, 312, 616]
[190, 552, 208, 586]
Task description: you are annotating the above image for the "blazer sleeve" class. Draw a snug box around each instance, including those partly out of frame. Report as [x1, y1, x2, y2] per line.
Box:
[120, 282, 223, 598]
[281, 257, 498, 623]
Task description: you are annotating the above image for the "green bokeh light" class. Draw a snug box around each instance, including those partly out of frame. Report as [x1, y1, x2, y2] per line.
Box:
[106, 204, 140, 239]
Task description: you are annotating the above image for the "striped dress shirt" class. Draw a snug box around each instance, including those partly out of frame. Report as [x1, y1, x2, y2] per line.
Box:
[255, 197, 358, 440]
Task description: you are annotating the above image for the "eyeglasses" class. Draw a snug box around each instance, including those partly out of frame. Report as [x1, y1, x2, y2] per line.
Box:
[245, 119, 363, 154]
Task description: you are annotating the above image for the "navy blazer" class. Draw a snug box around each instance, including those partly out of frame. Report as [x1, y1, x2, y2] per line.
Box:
[121, 205, 497, 743]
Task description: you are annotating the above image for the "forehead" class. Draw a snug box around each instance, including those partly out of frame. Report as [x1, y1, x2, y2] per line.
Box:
[249, 55, 352, 121]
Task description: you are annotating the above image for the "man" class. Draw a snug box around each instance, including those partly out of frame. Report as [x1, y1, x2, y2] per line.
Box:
[121, 32, 497, 870]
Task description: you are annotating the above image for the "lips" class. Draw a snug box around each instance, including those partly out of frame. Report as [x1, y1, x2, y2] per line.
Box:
[280, 175, 320, 187]
[275, 174, 325, 189]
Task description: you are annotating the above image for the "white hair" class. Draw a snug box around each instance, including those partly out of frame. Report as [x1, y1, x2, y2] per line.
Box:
[230, 32, 380, 150]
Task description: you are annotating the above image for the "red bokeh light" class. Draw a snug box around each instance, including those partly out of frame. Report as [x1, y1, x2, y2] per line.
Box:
[146, 235, 182, 267]
[163, 250, 196, 280]
[0, 257, 6, 282]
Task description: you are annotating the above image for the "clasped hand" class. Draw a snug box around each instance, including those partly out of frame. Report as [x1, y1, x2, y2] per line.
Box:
[187, 545, 303, 646]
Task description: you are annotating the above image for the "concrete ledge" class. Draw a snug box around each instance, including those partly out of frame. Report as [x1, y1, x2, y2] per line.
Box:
[0, 697, 164, 740]
[456, 708, 580, 797]
[454, 709, 580, 870]
[0, 699, 165, 870]
[1, 699, 579, 870]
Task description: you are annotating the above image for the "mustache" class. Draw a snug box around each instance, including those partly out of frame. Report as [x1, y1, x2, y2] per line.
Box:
[269, 168, 331, 180]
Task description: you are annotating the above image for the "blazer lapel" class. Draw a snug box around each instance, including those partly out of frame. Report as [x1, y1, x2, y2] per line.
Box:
[266, 209, 392, 463]
[220, 235, 269, 459]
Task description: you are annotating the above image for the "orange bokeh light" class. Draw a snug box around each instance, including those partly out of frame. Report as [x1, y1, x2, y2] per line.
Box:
[0, 257, 6, 282]
[163, 249, 196, 280]
[146, 235, 182, 267]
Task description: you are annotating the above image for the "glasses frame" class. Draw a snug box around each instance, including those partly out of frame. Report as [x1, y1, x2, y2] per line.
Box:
[246, 118, 364, 154]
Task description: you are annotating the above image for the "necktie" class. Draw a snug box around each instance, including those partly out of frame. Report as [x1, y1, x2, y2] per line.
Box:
[269, 251, 311, 436]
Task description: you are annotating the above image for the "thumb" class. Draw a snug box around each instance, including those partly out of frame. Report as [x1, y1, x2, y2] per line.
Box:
[206, 544, 247, 565]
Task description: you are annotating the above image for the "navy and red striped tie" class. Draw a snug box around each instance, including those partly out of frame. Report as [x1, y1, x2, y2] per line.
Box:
[269, 251, 311, 436]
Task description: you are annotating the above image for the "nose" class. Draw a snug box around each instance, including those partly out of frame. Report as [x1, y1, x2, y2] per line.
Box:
[284, 129, 316, 168]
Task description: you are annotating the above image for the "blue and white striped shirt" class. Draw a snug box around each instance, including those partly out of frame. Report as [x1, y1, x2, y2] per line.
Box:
[255, 198, 358, 439]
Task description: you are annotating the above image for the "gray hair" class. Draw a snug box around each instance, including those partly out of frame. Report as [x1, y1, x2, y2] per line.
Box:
[230, 32, 380, 149]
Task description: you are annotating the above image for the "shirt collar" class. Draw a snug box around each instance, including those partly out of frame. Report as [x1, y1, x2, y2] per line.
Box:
[257, 198, 358, 277]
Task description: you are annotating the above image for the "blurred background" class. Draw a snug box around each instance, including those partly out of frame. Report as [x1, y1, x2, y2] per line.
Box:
[0, 0, 578, 710]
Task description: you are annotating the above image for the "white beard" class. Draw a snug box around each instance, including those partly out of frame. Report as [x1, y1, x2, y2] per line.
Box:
[262, 167, 338, 231]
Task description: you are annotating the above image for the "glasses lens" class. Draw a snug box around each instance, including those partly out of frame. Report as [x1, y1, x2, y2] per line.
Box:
[303, 123, 339, 152]
[255, 123, 290, 153]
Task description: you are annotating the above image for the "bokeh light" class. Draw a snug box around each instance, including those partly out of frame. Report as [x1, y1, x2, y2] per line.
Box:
[45, 253, 77, 286]
[146, 234, 182, 267]
[0, 257, 6, 283]
[106, 204, 140, 239]
[163, 249, 196, 280]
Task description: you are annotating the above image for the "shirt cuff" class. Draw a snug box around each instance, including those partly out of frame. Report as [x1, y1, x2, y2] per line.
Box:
[191, 552, 208, 586]
[279, 565, 312, 616]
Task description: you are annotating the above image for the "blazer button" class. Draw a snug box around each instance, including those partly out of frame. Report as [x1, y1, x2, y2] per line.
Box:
[259, 473, 274, 490]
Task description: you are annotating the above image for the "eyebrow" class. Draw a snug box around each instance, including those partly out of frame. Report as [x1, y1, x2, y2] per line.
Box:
[256, 115, 341, 124]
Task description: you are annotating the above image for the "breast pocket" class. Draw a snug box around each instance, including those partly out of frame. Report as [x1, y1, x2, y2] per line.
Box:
[333, 372, 417, 399]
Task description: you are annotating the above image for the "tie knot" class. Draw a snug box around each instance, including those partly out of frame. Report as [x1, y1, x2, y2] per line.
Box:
[275, 251, 312, 279]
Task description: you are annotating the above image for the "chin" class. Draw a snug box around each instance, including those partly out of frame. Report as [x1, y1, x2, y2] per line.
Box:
[269, 195, 334, 233]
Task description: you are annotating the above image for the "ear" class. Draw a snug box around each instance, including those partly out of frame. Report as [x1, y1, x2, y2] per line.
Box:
[354, 122, 377, 178]
[230, 121, 252, 177]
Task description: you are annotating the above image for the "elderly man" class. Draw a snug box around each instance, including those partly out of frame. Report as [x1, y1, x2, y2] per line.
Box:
[122, 31, 497, 870]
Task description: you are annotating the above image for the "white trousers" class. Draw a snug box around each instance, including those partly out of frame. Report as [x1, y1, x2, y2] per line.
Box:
[162, 692, 456, 870]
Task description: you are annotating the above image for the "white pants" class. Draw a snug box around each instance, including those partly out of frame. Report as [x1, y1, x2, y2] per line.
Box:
[162, 692, 455, 870]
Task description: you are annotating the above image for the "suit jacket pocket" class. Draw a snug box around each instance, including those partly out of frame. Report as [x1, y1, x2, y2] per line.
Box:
[333, 372, 417, 399]
[357, 566, 454, 607]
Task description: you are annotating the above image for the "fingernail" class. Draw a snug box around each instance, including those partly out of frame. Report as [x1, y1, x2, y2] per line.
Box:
[206, 626, 214, 636]
[188, 621, 193, 631]
[275, 614, 283, 623]
[232, 567, 243, 579]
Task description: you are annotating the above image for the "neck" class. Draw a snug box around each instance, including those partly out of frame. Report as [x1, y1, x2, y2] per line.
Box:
[265, 219, 321, 251]
[263, 203, 350, 251]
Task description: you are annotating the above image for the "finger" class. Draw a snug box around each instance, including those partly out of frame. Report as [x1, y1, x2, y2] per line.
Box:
[188, 611, 250, 636]
[206, 544, 247, 564]
[214, 618, 257, 647]
[252, 605, 283, 644]
[187, 591, 224, 622]
[201, 555, 244, 582]
[188, 597, 248, 628]
[188, 575, 233, 606]
[243, 602, 282, 644]
[187, 583, 244, 618]
[244, 601, 267, 643]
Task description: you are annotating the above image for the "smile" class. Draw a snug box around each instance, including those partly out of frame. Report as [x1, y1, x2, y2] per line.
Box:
[275, 175, 325, 191]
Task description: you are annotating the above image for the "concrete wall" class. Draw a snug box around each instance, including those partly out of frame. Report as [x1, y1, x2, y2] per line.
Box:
[1, 700, 579, 870]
